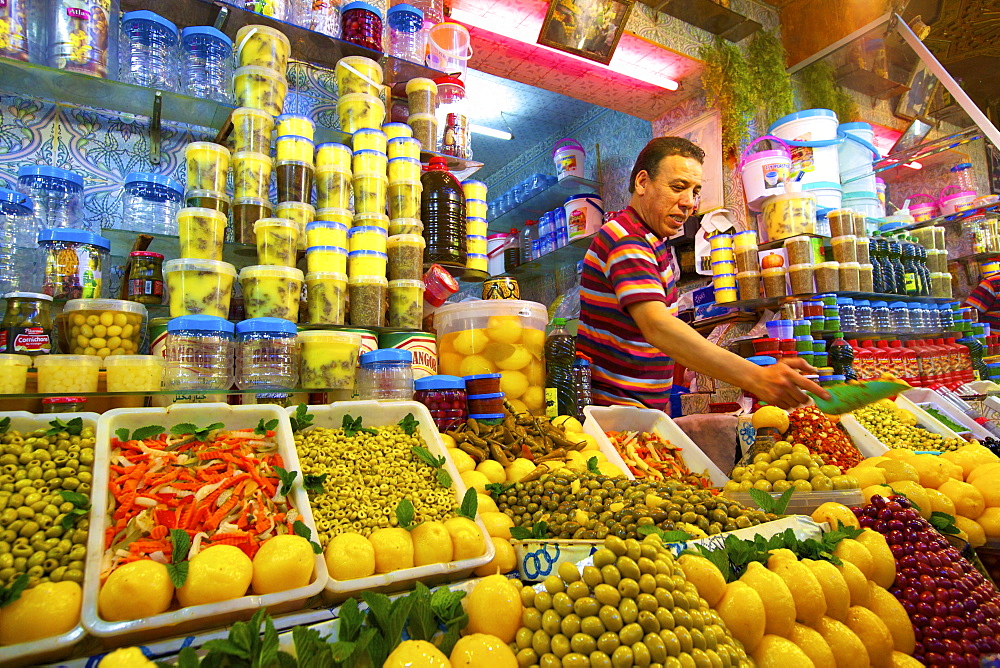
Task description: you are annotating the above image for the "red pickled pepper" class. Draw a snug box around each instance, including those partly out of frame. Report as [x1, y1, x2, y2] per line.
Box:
[783, 405, 864, 470]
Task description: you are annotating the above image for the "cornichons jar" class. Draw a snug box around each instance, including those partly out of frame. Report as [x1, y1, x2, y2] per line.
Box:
[1, 291, 53, 355]
[235, 317, 299, 390]
[357, 348, 413, 400]
[162, 315, 234, 391]
[414, 374, 466, 432]
[127, 251, 165, 305]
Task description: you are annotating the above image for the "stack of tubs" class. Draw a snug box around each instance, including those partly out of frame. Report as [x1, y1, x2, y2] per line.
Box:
[462, 179, 489, 273]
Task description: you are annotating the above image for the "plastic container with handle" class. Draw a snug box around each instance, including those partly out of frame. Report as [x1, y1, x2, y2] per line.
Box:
[740, 135, 791, 210]
[552, 138, 585, 180]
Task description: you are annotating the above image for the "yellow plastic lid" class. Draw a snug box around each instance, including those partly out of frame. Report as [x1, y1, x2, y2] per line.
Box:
[238, 265, 304, 281]
[305, 272, 348, 282]
[297, 329, 363, 346]
[405, 77, 438, 95]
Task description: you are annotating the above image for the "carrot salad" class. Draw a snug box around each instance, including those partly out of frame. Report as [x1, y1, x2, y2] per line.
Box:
[102, 427, 301, 578]
[606, 430, 709, 487]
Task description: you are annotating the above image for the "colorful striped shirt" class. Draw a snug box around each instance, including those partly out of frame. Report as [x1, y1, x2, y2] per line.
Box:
[965, 275, 1000, 327]
[578, 206, 678, 412]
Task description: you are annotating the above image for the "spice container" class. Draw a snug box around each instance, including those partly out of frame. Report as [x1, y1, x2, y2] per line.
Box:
[254, 218, 300, 267]
[826, 209, 852, 237]
[931, 272, 951, 298]
[306, 246, 348, 274]
[348, 250, 388, 277]
[357, 349, 413, 400]
[126, 251, 165, 306]
[39, 229, 110, 300]
[349, 275, 388, 327]
[388, 279, 424, 329]
[736, 271, 760, 300]
[838, 262, 861, 292]
[388, 137, 421, 160]
[104, 355, 165, 392]
[298, 329, 362, 390]
[338, 93, 386, 133]
[58, 298, 147, 359]
[856, 237, 870, 265]
[2, 292, 53, 355]
[414, 375, 467, 431]
[733, 230, 757, 250]
[341, 2, 384, 51]
[233, 65, 288, 116]
[239, 265, 304, 321]
[405, 77, 437, 115]
[0, 353, 31, 393]
[306, 221, 348, 249]
[354, 174, 388, 214]
[735, 247, 759, 273]
[305, 272, 347, 325]
[163, 258, 236, 318]
[857, 264, 874, 293]
[121, 173, 184, 236]
[761, 267, 787, 298]
[17, 165, 85, 231]
[233, 197, 273, 245]
[348, 226, 389, 254]
[316, 142, 353, 171]
[783, 236, 813, 265]
[235, 317, 299, 390]
[407, 113, 437, 152]
[468, 391, 504, 414]
[851, 211, 867, 237]
[162, 315, 234, 391]
[388, 234, 425, 280]
[831, 235, 858, 263]
[235, 24, 291, 70]
[815, 261, 840, 293]
[335, 55, 382, 96]
[178, 207, 227, 261]
[788, 263, 815, 295]
[184, 142, 230, 193]
[34, 354, 101, 393]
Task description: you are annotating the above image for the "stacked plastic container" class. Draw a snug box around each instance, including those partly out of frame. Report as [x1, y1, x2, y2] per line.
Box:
[462, 180, 488, 273]
[405, 77, 438, 153]
[233, 25, 291, 117]
[732, 230, 760, 301]
[709, 233, 737, 303]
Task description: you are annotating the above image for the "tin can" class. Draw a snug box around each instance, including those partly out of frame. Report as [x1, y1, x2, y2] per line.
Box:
[380, 331, 437, 379]
[482, 277, 519, 300]
[50, 0, 112, 77]
[149, 317, 170, 358]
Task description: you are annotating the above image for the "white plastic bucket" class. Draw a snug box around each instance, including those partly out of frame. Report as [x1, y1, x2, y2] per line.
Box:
[553, 138, 585, 180]
[838, 122, 879, 195]
[740, 135, 792, 210]
[908, 193, 939, 221]
[939, 186, 977, 215]
[842, 191, 883, 218]
[875, 177, 886, 212]
[426, 22, 472, 78]
[486, 233, 506, 275]
[801, 180, 843, 210]
[768, 109, 841, 190]
[564, 193, 603, 240]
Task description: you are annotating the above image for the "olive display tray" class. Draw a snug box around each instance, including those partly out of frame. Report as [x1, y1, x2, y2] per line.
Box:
[722, 489, 865, 515]
[903, 387, 993, 440]
[840, 394, 965, 458]
[0, 411, 99, 667]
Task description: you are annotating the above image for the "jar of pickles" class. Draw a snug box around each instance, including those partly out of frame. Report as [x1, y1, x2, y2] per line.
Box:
[1, 292, 53, 355]
[414, 374, 467, 431]
[235, 317, 299, 390]
[162, 315, 234, 391]
[127, 251, 165, 305]
[341, 2, 384, 52]
[39, 228, 111, 300]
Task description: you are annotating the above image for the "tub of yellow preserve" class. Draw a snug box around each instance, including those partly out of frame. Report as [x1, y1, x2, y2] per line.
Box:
[163, 258, 236, 318]
[388, 180, 421, 219]
[231, 151, 273, 199]
[337, 93, 385, 133]
[315, 167, 352, 210]
[335, 55, 382, 96]
[298, 330, 362, 391]
[353, 128, 387, 153]
[306, 221, 348, 249]
[382, 123, 412, 140]
[305, 272, 347, 325]
[238, 265, 304, 321]
[275, 201, 315, 251]
[276, 135, 315, 164]
[348, 226, 388, 254]
[315, 142, 352, 170]
[387, 137, 420, 160]
[315, 207, 352, 226]
[177, 207, 227, 261]
[276, 114, 315, 141]
[185, 142, 230, 192]
[353, 173, 388, 214]
[253, 218, 300, 267]
[348, 250, 388, 277]
[380, 331, 436, 379]
[306, 246, 347, 274]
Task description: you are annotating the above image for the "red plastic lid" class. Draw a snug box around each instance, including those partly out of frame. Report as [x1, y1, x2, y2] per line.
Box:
[130, 251, 165, 259]
[42, 397, 87, 404]
[424, 156, 450, 172]
[433, 75, 464, 89]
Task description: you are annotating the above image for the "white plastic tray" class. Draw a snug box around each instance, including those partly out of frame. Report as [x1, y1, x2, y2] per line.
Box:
[903, 387, 993, 440]
[582, 405, 728, 486]
[724, 488, 865, 514]
[840, 395, 963, 457]
[0, 411, 99, 667]
[289, 401, 494, 603]
[83, 404, 328, 645]
[963, 380, 1000, 396]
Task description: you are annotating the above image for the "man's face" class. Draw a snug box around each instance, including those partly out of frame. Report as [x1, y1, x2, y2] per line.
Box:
[632, 155, 703, 238]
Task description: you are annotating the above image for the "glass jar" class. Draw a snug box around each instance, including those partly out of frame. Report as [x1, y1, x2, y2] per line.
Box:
[120, 10, 179, 90]
[837, 298, 856, 333]
[357, 348, 414, 400]
[235, 317, 299, 390]
[17, 166, 85, 231]
[39, 228, 111, 300]
[414, 374, 467, 431]
[41, 397, 87, 413]
[121, 173, 184, 235]
[889, 301, 911, 333]
[435, 76, 470, 159]
[872, 301, 892, 334]
[162, 315, 234, 391]
[341, 1, 384, 52]
[127, 251, 165, 305]
[1, 292, 53, 355]
[180, 26, 234, 103]
[57, 298, 147, 359]
[300, 0, 340, 37]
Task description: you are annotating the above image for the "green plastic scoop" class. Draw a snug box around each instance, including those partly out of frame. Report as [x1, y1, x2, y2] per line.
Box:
[808, 380, 911, 415]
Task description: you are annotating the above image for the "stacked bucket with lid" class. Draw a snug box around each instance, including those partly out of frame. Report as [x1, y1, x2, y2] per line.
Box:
[463, 179, 489, 273]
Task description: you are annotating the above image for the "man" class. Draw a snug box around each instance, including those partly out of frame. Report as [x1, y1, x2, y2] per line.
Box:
[964, 273, 1000, 328]
[578, 136, 828, 411]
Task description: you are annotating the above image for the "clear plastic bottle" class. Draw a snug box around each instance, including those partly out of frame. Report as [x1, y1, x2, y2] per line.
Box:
[872, 300, 892, 334]
[572, 353, 593, 419]
[119, 11, 178, 90]
[837, 297, 856, 333]
[235, 317, 299, 390]
[121, 173, 184, 235]
[553, 206, 569, 249]
[162, 315, 234, 391]
[504, 228, 520, 272]
[180, 26, 234, 103]
[435, 76, 470, 159]
[387, 4, 425, 64]
[544, 317, 576, 417]
[17, 166, 85, 231]
[519, 220, 538, 264]
[854, 299, 874, 333]
[889, 301, 911, 333]
[357, 348, 414, 400]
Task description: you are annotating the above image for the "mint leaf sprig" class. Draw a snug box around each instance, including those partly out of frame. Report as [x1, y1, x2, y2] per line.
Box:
[292, 520, 323, 554]
[510, 521, 548, 540]
[342, 414, 378, 438]
[59, 490, 90, 531]
[114, 425, 165, 443]
[273, 466, 297, 497]
[0, 573, 29, 609]
[170, 422, 224, 441]
[254, 418, 279, 436]
[289, 404, 314, 433]
[0, 417, 9, 434]
[398, 413, 420, 436]
[46, 417, 83, 436]
[411, 446, 453, 488]
[166, 528, 191, 588]
[748, 486, 795, 514]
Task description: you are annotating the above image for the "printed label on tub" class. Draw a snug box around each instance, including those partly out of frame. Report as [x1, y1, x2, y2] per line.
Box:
[791, 132, 815, 172]
[761, 162, 788, 188]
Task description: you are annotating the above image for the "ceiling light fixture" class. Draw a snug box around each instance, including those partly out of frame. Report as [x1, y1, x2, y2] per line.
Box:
[470, 124, 514, 140]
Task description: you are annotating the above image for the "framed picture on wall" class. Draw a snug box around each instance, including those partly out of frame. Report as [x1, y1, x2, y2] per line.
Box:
[987, 142, 1000, 196]
[896, 60, 939, 120]
[538, 0, 635, 65]
[664, 111, 724, 213]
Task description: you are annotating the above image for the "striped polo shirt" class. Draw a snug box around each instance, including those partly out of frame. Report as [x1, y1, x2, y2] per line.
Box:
[578, 206, 678, 412]
[965, 275, 1000, 327]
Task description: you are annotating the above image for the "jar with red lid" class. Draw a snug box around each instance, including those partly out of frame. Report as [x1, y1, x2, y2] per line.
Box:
[414, 375, 466, 431]
[127, 250, 165, 305]
[341, 2, 384, 52]
[42, 396, 87, 413]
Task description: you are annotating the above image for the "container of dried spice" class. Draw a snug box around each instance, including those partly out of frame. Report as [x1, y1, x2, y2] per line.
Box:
[859, 263, 874, 292]
[838, 261, 861, 292]
[348, 275, 388, 327]
[761, 267, 787, 298]
[735, 247, 759, 273]
[784, 235, 814, 266]
[788, 263, 815, 295]
[736, 271, 760, 300]
[831, 235, 858, 263]
[387, 234, 426, 280]
[815, 261, 840, 293]
[388, 279, 424, 329]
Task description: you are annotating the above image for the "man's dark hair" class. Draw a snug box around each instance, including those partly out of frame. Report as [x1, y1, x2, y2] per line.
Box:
[628, 137, 705, 193]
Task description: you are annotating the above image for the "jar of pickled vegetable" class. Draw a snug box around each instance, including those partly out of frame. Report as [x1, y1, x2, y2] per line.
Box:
[414, 374, 467, 431]
[1, 291, 53, 355]
[126, 251, 165, 305]
[341, 2, 384, 52]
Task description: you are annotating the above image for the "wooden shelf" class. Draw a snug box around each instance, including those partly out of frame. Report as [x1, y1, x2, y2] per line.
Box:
[836, 63, 909, 99]
[639, 0, 761, 42]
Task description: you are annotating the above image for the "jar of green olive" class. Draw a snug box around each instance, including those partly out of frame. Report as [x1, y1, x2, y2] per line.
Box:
[126, 250, 164, 305]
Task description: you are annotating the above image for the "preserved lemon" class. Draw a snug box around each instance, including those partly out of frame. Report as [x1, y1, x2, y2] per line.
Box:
[410, 521, 454, 567]
[177, 545, 252, 607]
[325, 532, 376, 580]
[0, 580, 81, 644]
[251, 535, 314, 595]
[450, 633, 518, 667]
[99, 647, 157, 668]
[466, 574, 522, 643]
[99, 560, 173, 622]
[384, 639, 450, 667]
[368, 528, 415, 573]
[444, 516, 486, 560]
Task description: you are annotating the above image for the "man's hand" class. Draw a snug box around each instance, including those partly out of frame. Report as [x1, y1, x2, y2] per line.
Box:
[747, 358, 830, 410]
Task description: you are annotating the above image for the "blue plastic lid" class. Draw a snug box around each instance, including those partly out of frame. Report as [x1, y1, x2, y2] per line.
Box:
[415, 375, 465, 391]
[462, 179, 486, 187]
[468, 392, 503, 400]
[0, 187, 32, 214]
[18, 165, 84, 188]
[469, 413, 505, 420]
[235, 317, 298, 336]
[463, 373, 501, 381]
[307, 245, 347, 253]
[181, 25, 232, 47]
[815, 293, 835, 299]
[388, 3, 423, 18]
[573, 357, 590, 367]
[855, 299, 871, 306]
[124, 172, 183, 195]
[317, 142, 351, 151]
[872, 301, 889, 307]
[831, 374, 846, 381]
[836, 297, 854, 305]
[467, 198, 487, 204]
[348, 250, 388, 258]
[360, 348, 412, 364]
[349, 226, 388, 236]
[565, 193, 601, 205]
[802, 181, 843, 190]
[747, 355, 778, 366]
[167, 315, 235, 335]
[122, 11, 179, 39]
[343, 1, 383, 18]
[306, 220, 347, 230]
[951, 163, 973, 172]
[382, 123, 410, 131]
[889, 301, 908, 309]
[277, 134, 314, 144]
[37, 228, 110, 251]
[818, 375, 836, 382]
[794, 319, 809, 327]
[806, 315, 825, 321]
[839, 122, 872, 132]
[353, 149, 384, 157]
[794, 335, 813, 341]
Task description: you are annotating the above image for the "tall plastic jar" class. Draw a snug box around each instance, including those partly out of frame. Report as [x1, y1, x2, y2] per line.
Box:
[435, 76, 470, 159]
[854, 299, 873, 333]
[837, 298, 856, 333]
[120, 172, 184, 235]
[889, 301, 911, 334]
[414, 375, 466, 431]
[434, 298, 547, 415]
[387, 4, 425, 64]
[49, 0, 116, 77]
[119, 10, 178, 90]
[17, 166, 85, 231]
[872, 301, 892, 334]
[162, 315, 234, 391]
[38, 229, 111, 300]
[235, 317, 299, 390]
[180, 26, 234, 103]
[420, 156, 466, 267]
[0, 0, 32, 62]
[341, 2, 384, 52]
[357, 348, 414, 400]
[0, 188, 37, 292]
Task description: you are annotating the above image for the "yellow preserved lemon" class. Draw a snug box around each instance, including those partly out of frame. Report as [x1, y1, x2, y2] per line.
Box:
[801, 559, 850, 623]
[0, 580, 81, 644]
[98, 647, 157, 667]
[832, 539, 874, 579]
[815, 616, 869, 668]
[752, 406, 789, 433]
[715, 581, 765, 652]
[325, 532, 376, 580]
[465, 574, 522, 643]
[868, 583, 915, 654]
[251, 535, 315, 595]
[480, 512, 514, 540]
[410, 521, 454, 567]
[477, 493, 499, 513]
[846, 605, 894, 668]
[460, 470, 490, 494]
[447, 447, 475, 474]
[835, 559, 870, 608]
[368, 527, 415, 573]
[485, 315, 522, 343]
[475, 460, 506, 484]
[177, 545, 252, 607]
[384, 639, 450, 667]
[810, 502, 860, 531]
[449, 633, 518, 667]
[751, 634, 816, 668]
[444, 516, 486, 560]
[678, 554, 726, 608]
[788, 623, 835, 668]
[767, 552, 827, 627]
[504, 458, 536, 483]
[938, 479, 986, 519]
[855, 529, 896, 589]
[99, 560, 173, 622]
[739, 560, 795, 637]
[474, 536, 517, 577]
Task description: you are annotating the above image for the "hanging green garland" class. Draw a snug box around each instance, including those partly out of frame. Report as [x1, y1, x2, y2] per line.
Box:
[798, 61, 859, 123]
[746, 30, 795, 130]
[699, 36, 754, 158]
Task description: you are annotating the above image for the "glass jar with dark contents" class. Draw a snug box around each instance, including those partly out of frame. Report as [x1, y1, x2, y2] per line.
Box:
[1, 291, 53, 355]
[127, 251, 165, 305]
